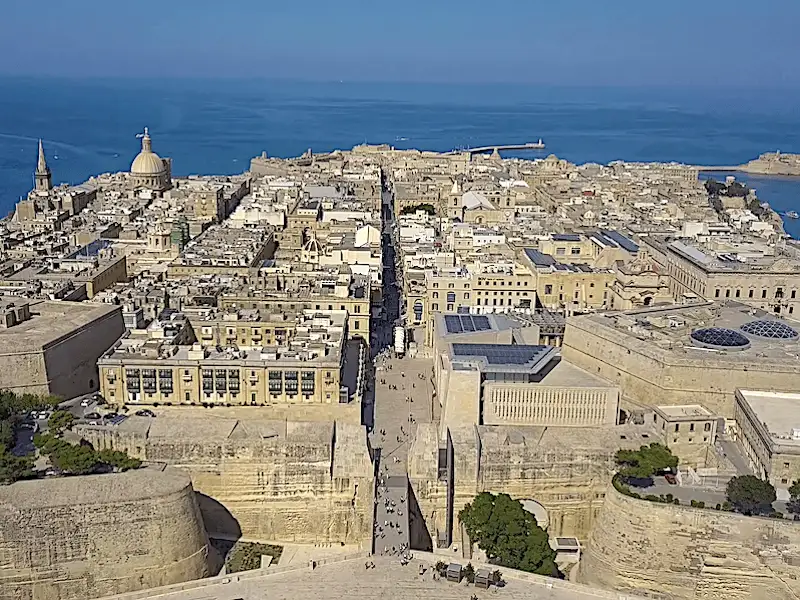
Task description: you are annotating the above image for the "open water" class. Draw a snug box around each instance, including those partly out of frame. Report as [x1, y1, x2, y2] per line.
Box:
[1, 77, 799, 234]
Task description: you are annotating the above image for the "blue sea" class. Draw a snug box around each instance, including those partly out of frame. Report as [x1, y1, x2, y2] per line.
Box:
[1, 77, 800, 235]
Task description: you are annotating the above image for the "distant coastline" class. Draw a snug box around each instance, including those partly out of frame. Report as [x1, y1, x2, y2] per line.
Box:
[697, 152, 800, 177]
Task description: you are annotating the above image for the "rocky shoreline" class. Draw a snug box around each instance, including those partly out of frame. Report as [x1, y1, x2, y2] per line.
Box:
[740, 152, 800, 176]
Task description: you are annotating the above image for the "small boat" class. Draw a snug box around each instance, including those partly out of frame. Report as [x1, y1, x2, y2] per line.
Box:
[786, 211, 799, 219]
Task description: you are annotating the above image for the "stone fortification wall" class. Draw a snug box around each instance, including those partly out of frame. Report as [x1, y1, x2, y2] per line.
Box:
[562, 316, 800, 417]
[0, 467, 210, 600]
[80, 418, 374, 546]
[408, 423, 647, 543]
[580, 485, 800, 599]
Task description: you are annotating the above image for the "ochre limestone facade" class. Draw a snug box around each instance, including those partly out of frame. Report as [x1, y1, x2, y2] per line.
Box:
[580, 485, 800, 599]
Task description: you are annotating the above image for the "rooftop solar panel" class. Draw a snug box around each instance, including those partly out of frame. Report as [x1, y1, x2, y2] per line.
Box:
[524, 248, 557, 267]
[601, 229, 639, 253]
[444, 315, 462, 334]
[472, 316, 491, 331]
[451, 343, 551, 365]
[552, 233, 581, 242]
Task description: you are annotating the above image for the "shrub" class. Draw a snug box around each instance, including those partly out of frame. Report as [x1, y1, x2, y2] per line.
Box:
[463, 562, 475, 584]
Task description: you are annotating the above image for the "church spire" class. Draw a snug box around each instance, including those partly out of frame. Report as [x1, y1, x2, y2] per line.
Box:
[35, 139, 52, 192]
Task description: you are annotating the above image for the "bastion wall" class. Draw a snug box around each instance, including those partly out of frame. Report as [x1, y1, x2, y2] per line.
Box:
[579, 485, 800, 599]
[562, 317, 800, 417]
[0, 468, 210, 600]
[80, 419, 374, 546]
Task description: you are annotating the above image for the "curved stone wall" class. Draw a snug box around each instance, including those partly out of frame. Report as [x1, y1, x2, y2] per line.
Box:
[0, 467, 210, 600]
[579, 485, 800, 599]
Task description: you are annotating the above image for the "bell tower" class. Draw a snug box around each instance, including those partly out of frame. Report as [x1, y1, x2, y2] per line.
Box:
[35, 139, 52, 193]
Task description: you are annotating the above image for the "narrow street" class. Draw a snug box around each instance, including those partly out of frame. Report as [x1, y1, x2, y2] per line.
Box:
[370, 173, 437, 556]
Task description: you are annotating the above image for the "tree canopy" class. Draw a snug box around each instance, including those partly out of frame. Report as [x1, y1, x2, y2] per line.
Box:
[458, 492, 558, 577]
[47, 410, 75, 435]
[615, 443, 678, 485]
[0, 449, 33, 484]
[726, 475, 776, 515]
[400, 203, 436, 216]
[788, 480, 800, 514]
[33, 433, 141, 476]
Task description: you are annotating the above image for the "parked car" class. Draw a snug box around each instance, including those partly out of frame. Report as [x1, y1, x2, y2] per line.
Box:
[80, 397, 93, 407]
[135, 409, 156, 418]
[103, 412, 118, 420]
[665, 473, 677, 485]
[84, 412, 102, 420]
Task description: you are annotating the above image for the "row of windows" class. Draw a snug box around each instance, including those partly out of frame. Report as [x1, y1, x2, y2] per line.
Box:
[431, 280, 531, 289]
[432, 291, 532, 300]
[714, 287, 796, 300]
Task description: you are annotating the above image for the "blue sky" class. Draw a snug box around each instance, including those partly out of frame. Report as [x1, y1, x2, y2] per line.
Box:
[1, 0, 799, 87]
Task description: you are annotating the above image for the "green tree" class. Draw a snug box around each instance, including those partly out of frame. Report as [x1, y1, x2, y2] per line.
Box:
[47, 410, 75, 435]
[615, 443, 678, 485]
[786, 480, 800, 514]
[463, 562, 475, 584]
[0, 449, 33, 484]
[459, 492, 559, 577]
[726, 475, 776, 515]
[50, 443, 99, 475]
[97, 448, 141, 471]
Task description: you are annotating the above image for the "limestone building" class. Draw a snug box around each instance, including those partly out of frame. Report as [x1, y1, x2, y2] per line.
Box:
[646, 237, 800, 316]
[0, 467, 210, 600]
[432, 313, 619, 437]
[562, 301, 800, 417]
[0, 297, 125, 398]
[651, 404, 718, 468]
[733, 389, 800, 493]
[99, 310, 356, 407]
[130, 127, 172, 192]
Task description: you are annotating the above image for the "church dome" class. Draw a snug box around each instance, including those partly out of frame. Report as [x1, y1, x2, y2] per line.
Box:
[131, 128, 166, 175]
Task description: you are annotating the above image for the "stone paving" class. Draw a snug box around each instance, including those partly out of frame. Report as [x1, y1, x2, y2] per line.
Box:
[370, 355, 437, 556]
[125, 555, 624, 600]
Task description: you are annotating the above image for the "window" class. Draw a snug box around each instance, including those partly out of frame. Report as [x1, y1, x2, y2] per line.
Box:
[432, 292, 438, 298]
[749, 289, 754, 298]
[590, 282, 595, 288]
[556, 248, 566, 255]
[448, 283, 454, 289]
[704, 423, 711, 431]
[762, 289, 767, 299]
[571, 247, 581, 255]
[735, 289, 740, 298]
[447, 292, 456, 303]
[447, 304, 454, 311]
[725, 289, 730, 298]
[675, 423, 680, 432]
[793, 290, 797, 299]
[782, 478, 789, 484]
[463, 292, 470, 299]
[433, 283, 438, 288]
[785, 462, 790, 469]
[689, 423, 695, 432]
[432, 303, 438, 310]
[715, 289, 720, 298]
[354, 321, 360, 330]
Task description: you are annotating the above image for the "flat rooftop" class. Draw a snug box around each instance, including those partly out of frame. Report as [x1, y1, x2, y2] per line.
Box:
[0, 298, 119, 352]
[450, 343, 557, 374]
[738, 389, 800, 447]
[581, 301, 800, 364]
[656, 404, 713, 419]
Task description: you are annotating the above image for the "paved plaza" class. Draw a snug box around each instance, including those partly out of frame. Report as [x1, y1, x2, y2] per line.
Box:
[113, 555, 626, 600]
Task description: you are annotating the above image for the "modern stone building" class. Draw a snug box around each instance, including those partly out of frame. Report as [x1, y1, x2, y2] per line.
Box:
[0, 297, 124, 398]
[0, 467, 210, 600]
[432, 313, 619, 436]
[562, 301, 800, 416]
